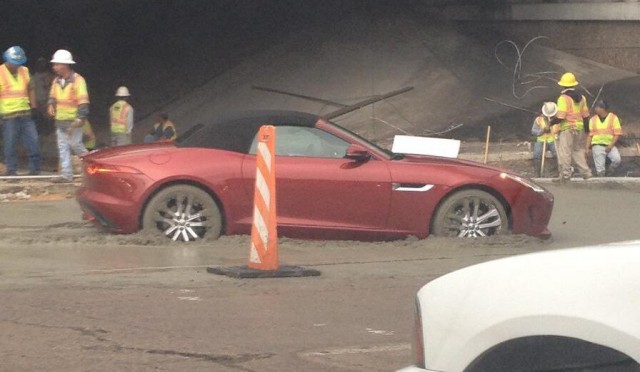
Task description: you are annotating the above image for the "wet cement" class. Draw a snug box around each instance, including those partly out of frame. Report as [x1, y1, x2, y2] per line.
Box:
[0, 183, 639, 371]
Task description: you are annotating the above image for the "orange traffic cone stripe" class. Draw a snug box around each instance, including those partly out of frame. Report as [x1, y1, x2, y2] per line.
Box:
[248, 125, 279, 271]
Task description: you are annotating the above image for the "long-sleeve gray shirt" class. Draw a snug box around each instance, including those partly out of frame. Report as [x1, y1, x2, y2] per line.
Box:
[531, 116, 547, 137]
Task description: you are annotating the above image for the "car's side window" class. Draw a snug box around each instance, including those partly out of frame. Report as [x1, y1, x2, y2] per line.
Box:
[249, 126, 350, 158]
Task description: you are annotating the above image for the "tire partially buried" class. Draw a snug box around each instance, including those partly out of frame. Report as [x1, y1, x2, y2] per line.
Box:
[142, 185, 222, 242]
[432, 189, 508, 238]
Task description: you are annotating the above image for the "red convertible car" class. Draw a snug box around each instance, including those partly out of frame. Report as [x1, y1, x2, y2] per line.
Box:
[77, 111, 553, 242]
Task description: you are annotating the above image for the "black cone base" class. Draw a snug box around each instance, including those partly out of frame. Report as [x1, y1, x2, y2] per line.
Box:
[206, 265, 321, 279]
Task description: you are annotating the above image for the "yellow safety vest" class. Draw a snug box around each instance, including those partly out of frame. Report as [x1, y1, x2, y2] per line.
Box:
[557, 93, 588, 132]
[49, 72, 89, 121]
[163, 121, 177, 141]
[0, 63, 31, 115]
[82, 121, 96, 149]
[110, 100, 132, 133]
[589, 113, 622, 146]
[534, 116, 556, 143]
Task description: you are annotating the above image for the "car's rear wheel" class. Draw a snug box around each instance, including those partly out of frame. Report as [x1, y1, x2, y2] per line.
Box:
[432, 189, 508, 238]
[142, 185, 222, 242]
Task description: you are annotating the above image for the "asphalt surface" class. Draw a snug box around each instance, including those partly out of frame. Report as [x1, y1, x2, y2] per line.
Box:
[0, 182, 639, 371]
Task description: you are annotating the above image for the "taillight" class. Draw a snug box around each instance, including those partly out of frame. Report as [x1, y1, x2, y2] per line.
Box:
[85, 163, 140, 176]
[413, 298, 425, 368]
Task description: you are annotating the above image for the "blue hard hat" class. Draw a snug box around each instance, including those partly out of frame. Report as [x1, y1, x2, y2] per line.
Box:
[3, 46, 27, 65]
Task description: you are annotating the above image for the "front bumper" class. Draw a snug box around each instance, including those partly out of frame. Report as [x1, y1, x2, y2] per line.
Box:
[510, 188, 554, 237]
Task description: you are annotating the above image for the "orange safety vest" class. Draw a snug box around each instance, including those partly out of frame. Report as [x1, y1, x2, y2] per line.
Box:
[49, 72, 89, 121]
[589, 113, 622, 146]
[557, 94, 587, 131]
[0, 63, 31, 115]
[110, 100, 132, 133]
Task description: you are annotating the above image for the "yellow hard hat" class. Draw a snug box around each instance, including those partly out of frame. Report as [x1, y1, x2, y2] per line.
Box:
[558, 72, 578, 87]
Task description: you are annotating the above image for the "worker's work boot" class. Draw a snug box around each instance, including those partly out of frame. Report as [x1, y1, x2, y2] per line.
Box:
[596, 171, 605, 177]
[552, 167, 572, 183]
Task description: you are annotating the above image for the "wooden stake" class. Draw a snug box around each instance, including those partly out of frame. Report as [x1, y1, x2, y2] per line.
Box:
[483, 126, 491, 164]
[540, 140, 547, 177]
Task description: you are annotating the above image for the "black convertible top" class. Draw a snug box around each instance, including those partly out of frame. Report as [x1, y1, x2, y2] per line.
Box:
[175, 110, 320, 153]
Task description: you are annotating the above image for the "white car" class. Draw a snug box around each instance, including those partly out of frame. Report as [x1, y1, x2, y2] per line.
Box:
[399, 241, 640, 372]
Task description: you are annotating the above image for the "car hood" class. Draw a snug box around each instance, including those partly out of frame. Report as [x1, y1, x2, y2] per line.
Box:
[424, 241, 640, 286]
[397, 154, 511, 174]
[418, 241, 640, 369]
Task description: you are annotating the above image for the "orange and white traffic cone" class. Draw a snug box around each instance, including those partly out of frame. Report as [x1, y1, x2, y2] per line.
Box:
[248, 125, 279, 271]
[208, 125, 320, 279]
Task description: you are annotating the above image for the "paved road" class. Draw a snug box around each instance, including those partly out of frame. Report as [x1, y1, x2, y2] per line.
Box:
[0, 183, 639, 371]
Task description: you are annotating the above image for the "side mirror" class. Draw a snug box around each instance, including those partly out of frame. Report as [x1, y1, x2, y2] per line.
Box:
[344, 144, 371, 162]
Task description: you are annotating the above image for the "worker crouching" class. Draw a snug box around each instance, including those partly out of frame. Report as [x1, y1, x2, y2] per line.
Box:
[144, 113, 177, 143]
[531, 102, 558, 178]
[586, 100, 622, 177]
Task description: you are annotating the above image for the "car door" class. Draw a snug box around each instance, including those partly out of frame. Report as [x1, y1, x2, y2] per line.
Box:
[241, 126, 392, 232]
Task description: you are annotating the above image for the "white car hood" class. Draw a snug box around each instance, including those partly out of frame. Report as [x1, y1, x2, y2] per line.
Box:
[417, 241, 640, 371]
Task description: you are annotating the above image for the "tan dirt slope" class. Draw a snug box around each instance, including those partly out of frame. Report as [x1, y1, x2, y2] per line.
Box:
[133, 6, 638, 144]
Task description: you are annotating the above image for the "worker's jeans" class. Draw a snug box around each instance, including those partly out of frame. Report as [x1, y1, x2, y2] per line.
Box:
[56, 125, 87, 180]
[591, 145, 621, 176]
[556, 130, 591, 180]
[532, 141, 556, 160]
[2, 115, 41, 175]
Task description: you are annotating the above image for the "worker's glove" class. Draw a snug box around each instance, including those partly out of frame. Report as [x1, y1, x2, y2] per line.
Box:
[66, 118, 83, 136]
[71, 118, 84, 128]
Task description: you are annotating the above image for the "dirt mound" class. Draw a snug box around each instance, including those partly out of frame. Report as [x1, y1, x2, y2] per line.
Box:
[136, 5, 636, 143]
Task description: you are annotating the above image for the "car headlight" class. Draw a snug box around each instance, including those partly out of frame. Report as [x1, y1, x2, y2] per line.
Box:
[500, 172, 545, 193]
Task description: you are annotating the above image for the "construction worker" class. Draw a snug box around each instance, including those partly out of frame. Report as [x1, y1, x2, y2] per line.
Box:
[553, 72, 592, 182]
[0, 46, 41, 176]
[47, 49, 89, 183]
[586, 100, 622, 177]
[531, 102, 558, 177]
[144, 113, 177, 142]
[82, 120, 96, 151]
[110, 86, 134, 146]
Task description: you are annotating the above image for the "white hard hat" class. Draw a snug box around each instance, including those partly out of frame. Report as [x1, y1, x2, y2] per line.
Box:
[541, 102, 558, 117]
[50, 49, 75, 64]
[115, 86, 130, 97]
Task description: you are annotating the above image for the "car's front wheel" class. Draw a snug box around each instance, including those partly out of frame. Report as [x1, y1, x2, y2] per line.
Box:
[142, 185, 222, 242]
[432, 189, 508, 238]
